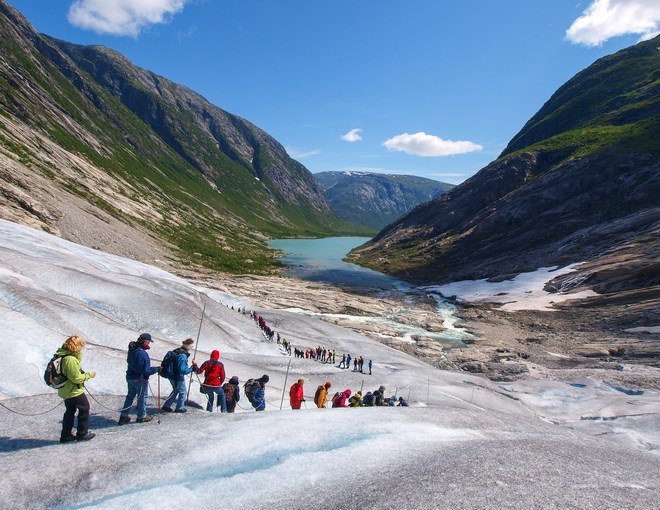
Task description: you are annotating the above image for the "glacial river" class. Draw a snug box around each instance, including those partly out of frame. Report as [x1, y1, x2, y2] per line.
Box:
[269, 237, 469, 346]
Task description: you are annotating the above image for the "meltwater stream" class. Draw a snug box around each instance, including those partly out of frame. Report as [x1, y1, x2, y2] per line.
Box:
[269, 237, 469, 347]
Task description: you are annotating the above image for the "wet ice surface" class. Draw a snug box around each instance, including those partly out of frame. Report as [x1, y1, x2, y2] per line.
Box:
[1, 219, 659, 509]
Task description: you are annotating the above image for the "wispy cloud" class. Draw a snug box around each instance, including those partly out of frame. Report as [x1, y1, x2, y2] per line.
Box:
[566, 0, 660, 46]
[68, 0, 189, 37]
[383, 132, 482, 157]
[286, 147, 321, 159]
[177, 25, 197, 40]
[341, 128, 363, 142]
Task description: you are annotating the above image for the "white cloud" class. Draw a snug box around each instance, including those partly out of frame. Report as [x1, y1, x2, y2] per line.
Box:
[68, 0, 189, 37]
[566, 0, 660, 46]
[383, 132, 482, 157]
[286, 147, 321, 159]
[341, 128, 363, 142]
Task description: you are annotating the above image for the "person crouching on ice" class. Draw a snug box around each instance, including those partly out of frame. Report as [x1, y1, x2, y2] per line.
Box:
[289, 377, 305, 410]
[332, 389, 351, 408]
[162, 338, 197, 413]
[58, 335, 96, 443]
[196, 350, 226, 412]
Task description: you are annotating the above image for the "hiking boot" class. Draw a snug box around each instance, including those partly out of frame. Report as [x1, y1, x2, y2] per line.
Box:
[161, 406, 173, 413]
[136, 415, 153, 423]
[60, 435, 76, 444]
[76, 433, 96, 442]
[174, 408, 187, 413]
[118, 416, 131, 425]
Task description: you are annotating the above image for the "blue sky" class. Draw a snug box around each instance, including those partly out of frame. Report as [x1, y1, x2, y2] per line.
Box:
[7, 1, 660, 184]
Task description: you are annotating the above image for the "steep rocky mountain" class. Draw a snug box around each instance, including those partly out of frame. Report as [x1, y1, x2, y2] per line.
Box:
[349, 36, 660, 298]
[0, 0, 359, 274]
[314, 171, 454, 231]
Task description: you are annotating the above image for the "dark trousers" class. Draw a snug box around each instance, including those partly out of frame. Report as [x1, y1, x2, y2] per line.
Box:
[62, 393, 90, 439]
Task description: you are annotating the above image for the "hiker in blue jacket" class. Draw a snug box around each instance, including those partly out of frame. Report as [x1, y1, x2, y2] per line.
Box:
[119, 333, 160, 425]
[162, 338, 198, 413]
[251, 374, 269, 411]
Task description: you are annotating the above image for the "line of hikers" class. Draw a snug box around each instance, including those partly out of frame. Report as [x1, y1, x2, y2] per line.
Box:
[290, 379, 409, 409]
[250, 311, 375, 375]
[51, 330, 399, 444]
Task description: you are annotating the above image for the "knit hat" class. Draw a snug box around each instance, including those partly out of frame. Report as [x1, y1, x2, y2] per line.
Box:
[138, 333, 152, 343]
[182, 338, 194, 349]
[260, 374, 270, 383]
[324, 381, 332, 388]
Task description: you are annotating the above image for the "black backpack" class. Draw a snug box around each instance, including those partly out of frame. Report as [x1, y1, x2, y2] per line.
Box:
[244, 379, 259, 404]
[160, 350, 178, 379]
[44, 353, 69, 389]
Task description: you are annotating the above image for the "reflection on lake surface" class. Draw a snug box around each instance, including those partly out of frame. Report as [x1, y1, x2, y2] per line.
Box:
[269, 237, 409, 291]
[269, 237, 469, 347]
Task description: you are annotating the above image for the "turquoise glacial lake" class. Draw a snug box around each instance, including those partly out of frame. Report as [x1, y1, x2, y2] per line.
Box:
[268, 237, 410, 291]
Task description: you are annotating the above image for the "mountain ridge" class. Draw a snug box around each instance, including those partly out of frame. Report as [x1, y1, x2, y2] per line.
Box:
[314, 171, 454, 231]
[0, 0, 364, 275]
[348, 36, 660, 297]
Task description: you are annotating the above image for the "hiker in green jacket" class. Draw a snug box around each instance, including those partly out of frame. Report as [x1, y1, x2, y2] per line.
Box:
[58, 335, 96, 443]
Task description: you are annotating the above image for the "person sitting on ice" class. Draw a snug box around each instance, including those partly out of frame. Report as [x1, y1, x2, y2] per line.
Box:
[374, 386, 387, 406]
[362, 391, 375, 407]
[387, 395, 397, 406]
[349, 391, 362, 407]
[397, 396, 409, 407]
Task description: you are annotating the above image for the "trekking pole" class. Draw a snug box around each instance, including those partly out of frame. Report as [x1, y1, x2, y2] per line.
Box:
[280, 358, 292, 410]
[407, 388, 411, 402]
[157, 375, 161, 425]
[427, 376, 430, 404]
[186, 300, 207, 403]
[360, 379, 364, 394]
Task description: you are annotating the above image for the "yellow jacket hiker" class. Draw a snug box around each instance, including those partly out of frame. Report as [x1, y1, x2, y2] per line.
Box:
[57, 336, 96, 443]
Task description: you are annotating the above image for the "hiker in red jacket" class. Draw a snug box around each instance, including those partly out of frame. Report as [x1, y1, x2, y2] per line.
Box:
[196, 350, 226, 412]
[289, 377, 305, 410]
